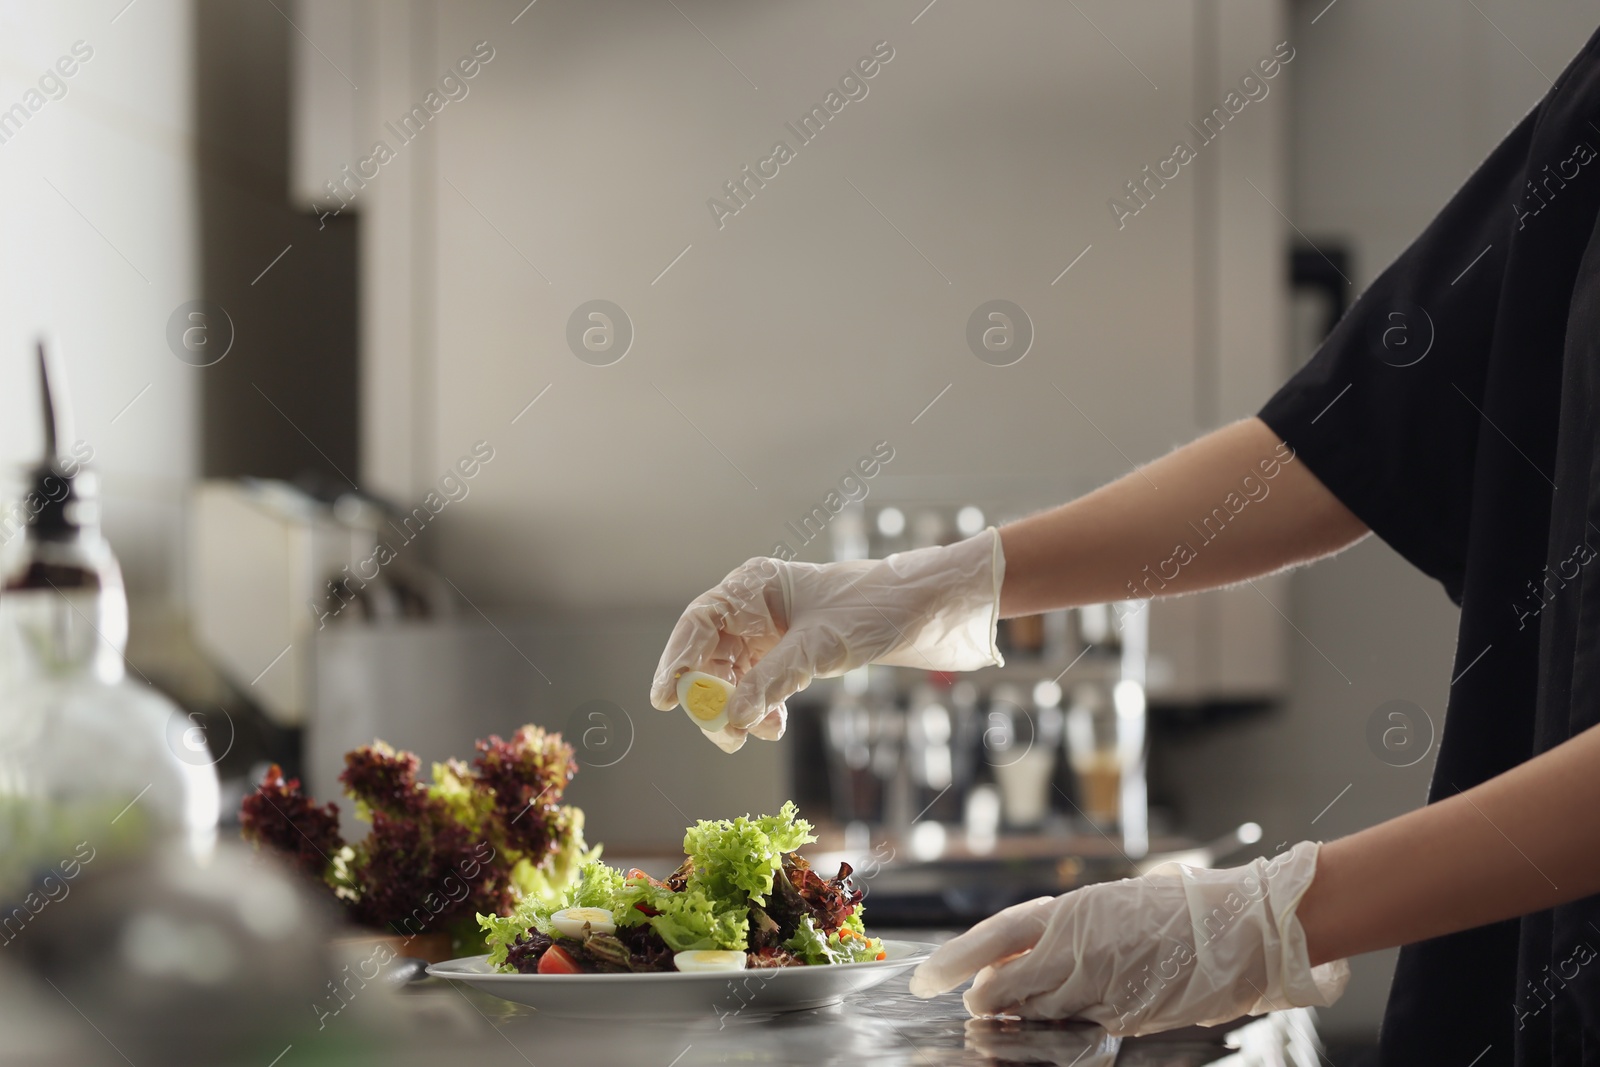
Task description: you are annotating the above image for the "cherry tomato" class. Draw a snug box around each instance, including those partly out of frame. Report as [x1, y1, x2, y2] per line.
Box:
[537, 945, 581, 975]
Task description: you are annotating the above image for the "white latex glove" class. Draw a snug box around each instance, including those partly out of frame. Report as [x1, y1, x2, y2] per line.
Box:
[650, 528, 1005, 752]
[908, 842, 1350, 1036]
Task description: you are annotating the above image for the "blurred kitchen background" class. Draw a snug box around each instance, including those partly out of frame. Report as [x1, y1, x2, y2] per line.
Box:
[1, 0, 1592, 1048]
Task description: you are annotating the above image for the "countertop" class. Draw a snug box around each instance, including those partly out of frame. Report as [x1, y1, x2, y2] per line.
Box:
[0, 927, 1283, 1067]
[386, 932, 1244, 1067]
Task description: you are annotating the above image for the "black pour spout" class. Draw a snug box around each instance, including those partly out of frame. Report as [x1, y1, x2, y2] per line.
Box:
[26, 339, 88, 541]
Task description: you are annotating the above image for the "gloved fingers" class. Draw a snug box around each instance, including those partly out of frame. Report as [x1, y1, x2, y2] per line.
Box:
[745, 703, 787, 741]
[727, 632, 817, 730]
[908, 896, 1057, 998]
[963, 948, 1081, 1019]
[651, 598, 726, 710]
[651, 562, 781, 711]
[1136, 860, 1187, 880]
[986, 971, 1182, 1035]
[962, 964, 1012, 1017]
[700, 723, 748, 754]
[696, 707, 780, 752]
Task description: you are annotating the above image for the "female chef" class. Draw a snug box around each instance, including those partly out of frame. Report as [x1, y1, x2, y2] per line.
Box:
[652, 25, 1600, 1066]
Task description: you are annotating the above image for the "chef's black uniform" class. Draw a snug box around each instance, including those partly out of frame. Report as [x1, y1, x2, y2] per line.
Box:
[1259, 24, 1600, 1067]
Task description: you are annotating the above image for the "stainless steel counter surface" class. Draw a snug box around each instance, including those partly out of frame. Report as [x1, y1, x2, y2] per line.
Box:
[389, 935, 1237, 1067]
[416, 986, 1232, 1067]
[0, 929, 1250, 1067]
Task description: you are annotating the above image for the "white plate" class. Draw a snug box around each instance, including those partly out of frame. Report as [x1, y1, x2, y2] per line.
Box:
[426, 939, 937, 1019]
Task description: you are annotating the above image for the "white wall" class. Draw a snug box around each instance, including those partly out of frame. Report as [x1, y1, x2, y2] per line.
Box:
[338, 0, 1308, 610]
[1157, 0, 1600, 1039]
[0, 0, 197, 615]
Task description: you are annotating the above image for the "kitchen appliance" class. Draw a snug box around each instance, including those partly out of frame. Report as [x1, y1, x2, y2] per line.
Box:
[189, 479, 451, 729]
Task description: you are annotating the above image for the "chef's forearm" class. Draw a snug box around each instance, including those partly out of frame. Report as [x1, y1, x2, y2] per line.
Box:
[997, 417, 1369, 617]
[1298, 721, 1600, 966]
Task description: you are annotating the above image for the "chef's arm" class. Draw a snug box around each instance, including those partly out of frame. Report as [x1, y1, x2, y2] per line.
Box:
[1298, 720, 1600, 965]
[999, 416, 1369, 617]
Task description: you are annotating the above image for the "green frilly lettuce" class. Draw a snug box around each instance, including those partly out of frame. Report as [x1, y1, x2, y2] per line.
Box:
[783, 911, 882, 965]
[679, 800, 816, 907]
[479, 802, 850, 966]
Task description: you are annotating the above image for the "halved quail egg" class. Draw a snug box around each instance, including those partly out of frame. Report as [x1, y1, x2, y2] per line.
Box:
[673, 949, 747, 973]
[550, 907, 615, 939]
[677, 671, 735, 733]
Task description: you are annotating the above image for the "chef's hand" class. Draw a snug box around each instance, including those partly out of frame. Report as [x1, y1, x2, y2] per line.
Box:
[650, 528, 1005, 752]
[908, 842, 1350, 1036]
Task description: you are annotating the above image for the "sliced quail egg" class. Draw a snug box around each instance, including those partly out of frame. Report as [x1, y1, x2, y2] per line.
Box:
[550, 907, 616, 939]
[677, 671, 735, 733]
[674, 950, 747, 973]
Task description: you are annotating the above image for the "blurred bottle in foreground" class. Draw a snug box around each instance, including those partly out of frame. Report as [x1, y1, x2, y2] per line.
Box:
[0, 342, 218, 896]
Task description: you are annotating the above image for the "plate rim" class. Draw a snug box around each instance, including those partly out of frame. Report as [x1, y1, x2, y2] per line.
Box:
[426, 937, 938, 982]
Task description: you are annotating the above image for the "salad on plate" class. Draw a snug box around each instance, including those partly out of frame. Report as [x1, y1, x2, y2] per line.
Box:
[479, 802, 884, 975]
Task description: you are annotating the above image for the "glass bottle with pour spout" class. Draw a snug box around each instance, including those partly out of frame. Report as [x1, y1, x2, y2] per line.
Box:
[0, 343, 218, 893]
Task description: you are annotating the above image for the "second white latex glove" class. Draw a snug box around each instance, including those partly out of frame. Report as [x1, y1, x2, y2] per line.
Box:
[650, 528, 1005, 751]
[908, 842, 1350, 1036]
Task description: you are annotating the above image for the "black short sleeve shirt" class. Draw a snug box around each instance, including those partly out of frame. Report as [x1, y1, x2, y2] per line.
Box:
[1259, 25, 1600, 1067]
